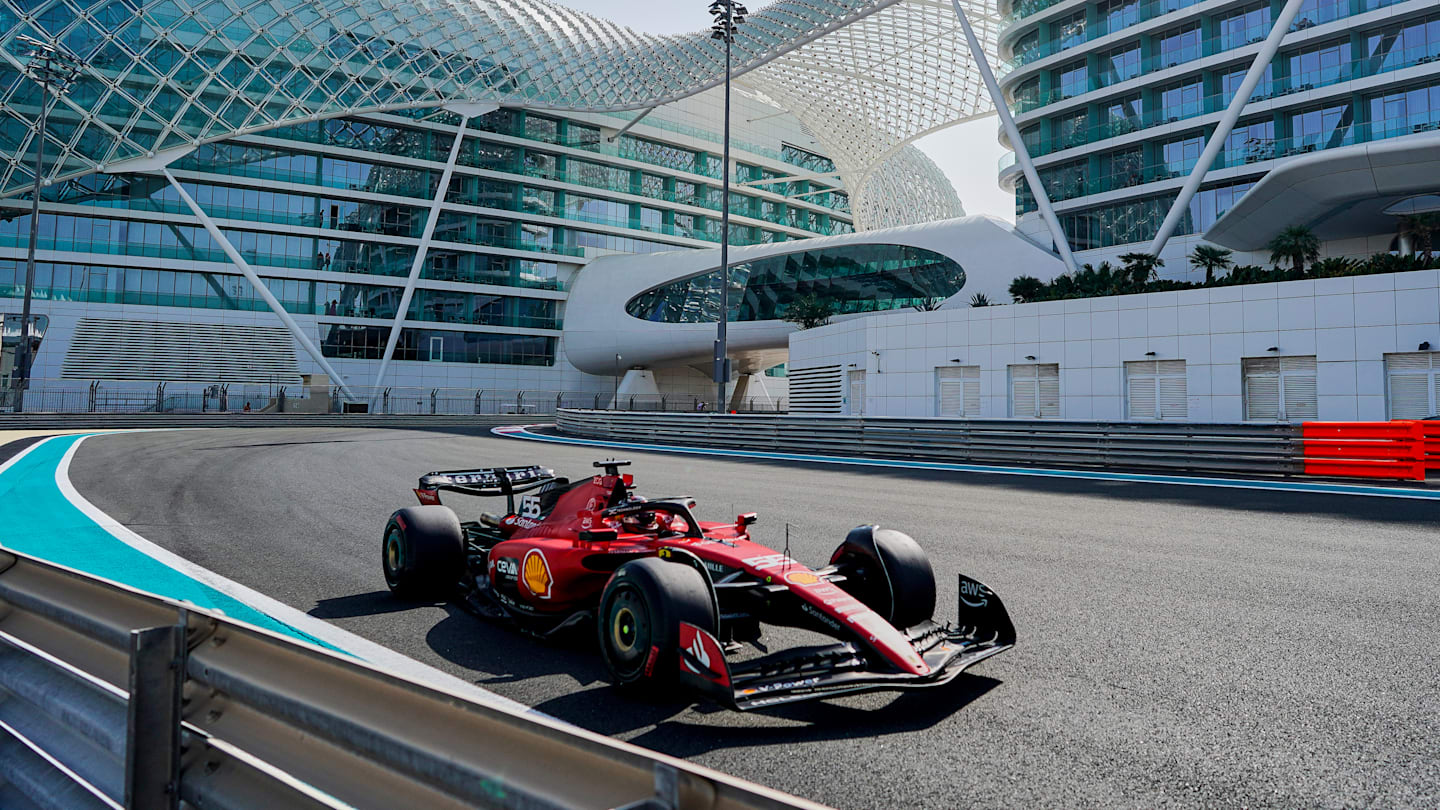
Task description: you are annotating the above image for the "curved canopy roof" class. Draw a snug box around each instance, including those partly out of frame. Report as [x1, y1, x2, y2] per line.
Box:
[0, 0, 1000, 227]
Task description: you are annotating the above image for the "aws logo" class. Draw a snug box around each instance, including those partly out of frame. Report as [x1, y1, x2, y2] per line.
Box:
[960, 579, 989, 608]
[522, 549, 552, 599]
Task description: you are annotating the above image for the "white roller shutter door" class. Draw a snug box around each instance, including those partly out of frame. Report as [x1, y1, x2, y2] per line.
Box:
[1243, 356, 1316, 421]
[1385, 352, 1439, 419]
[936, 366, 980, 417]
[1010, 364, 1059, 418]
[1280, 356, 1318, 420]
[1127, 360, 1187, 420]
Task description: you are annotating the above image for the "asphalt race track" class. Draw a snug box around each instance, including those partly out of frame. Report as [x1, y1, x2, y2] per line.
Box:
[69, 428, 1440, 809]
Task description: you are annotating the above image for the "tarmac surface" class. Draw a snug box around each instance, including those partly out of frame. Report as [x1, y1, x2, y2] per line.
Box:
[68, 427, 1440, 809]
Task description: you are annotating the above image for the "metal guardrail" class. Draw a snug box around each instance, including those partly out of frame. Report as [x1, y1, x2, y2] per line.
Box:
[554, 410, 1305, 475]
[0, 414, 526, 431]
[0, 549, 824, 810]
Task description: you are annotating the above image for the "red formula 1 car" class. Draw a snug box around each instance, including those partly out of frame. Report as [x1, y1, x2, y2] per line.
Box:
[381, 460, 1015, 710]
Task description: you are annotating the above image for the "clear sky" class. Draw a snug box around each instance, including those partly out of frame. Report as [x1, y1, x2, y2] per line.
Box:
[551, 1, 1015, 222]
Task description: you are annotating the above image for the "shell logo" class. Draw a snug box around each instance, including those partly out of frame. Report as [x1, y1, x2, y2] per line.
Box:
[522, 549, 552, 599]
[785, 571, 820, 585]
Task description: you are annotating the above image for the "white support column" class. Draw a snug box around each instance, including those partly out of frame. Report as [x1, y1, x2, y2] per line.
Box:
[1148, 0, 1306, 257]
[950, 0, 1079, 274]
[372, 111, 478, 388]
[161, 168, 358, 402]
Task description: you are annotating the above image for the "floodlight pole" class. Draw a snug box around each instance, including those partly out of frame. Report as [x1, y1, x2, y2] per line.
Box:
[714, 1, 737, 412]
[12, 38, 81, 413]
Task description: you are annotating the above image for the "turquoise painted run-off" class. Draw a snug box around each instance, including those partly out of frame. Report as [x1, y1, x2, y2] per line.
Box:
[0, 434, 334, 649]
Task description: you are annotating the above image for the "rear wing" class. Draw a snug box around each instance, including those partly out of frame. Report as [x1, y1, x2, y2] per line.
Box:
[416, 466, 556, 512]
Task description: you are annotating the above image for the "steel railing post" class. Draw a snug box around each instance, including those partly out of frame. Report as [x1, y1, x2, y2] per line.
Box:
[125, 623, 185, 810]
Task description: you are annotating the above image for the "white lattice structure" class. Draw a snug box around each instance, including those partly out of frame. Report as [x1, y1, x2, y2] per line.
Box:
[0, 0, 1001, 227]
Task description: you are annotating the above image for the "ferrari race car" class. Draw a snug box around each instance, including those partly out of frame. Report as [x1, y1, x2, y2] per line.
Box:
[381, 460, 1015, 711]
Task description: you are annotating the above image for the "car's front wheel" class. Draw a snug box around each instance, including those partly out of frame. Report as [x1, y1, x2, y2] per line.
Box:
[382, 506, 465, 600]
[597, 557, 716, 689]
[830, 525, 936, 630]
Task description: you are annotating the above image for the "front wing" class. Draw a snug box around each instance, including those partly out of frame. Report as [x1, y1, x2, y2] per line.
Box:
[679, 575, 1016, 712]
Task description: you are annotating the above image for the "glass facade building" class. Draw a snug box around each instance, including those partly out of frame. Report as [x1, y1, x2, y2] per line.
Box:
[997, 0, 1440, 257]
[0, 98, 859, 387]
[625, 244, 966, 324]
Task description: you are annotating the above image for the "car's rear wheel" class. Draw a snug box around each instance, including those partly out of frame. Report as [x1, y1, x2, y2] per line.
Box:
[830, 525, 936, 630]
[597, 557, 715, 688]
[382, 506, 465, 600]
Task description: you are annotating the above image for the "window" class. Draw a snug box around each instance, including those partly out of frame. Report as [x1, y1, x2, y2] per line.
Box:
[1156, 23, 1201, 67]
[1015, 77, 1042, 110]
[1126, 360, 1187, 419]
[1041, 159, 1088, 199]
[1161, 134, 1204, 175]
[1225, 119, 1277, 164]
[1217, 2, 1270, 50]
[1054, 61, 1088, 99]
[1099, 146, 1144, 189]
[1159, 78, 1204, 121]
[1053, 10, 1087, 50]
[1098, 43, 1142, 85]
[1287, 103, 1353, 152]
[1293, 0, 1346, 30]
[1013, 29, 1041, 61]
[1102, 94, 1145, 136]
[1221, 63, 1275, 101]
[1364, 15, 1440, 74]
[1096, 0, 1139, 35]
[1243, 356, 1317, 420]
[1054, 109, 1090, 149]
[936, 366, 981, 417]
[847, 369, 866, 415]
[1286, 40, 1351, 89]
[1367, 82, 1440, 139]
[1010, 363, 1060, 418]
[1385, 353, 1440, 419]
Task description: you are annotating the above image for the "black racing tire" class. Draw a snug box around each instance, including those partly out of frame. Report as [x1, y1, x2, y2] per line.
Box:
[597, 557, 716, 689]
[382, 506, 465, 600]
[829, 525, 936, 630]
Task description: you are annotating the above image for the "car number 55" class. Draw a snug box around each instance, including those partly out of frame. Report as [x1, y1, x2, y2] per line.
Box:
[520, 494, 543, 519]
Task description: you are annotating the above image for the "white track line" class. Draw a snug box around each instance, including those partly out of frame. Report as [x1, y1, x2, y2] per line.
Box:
[51, 433, 534, 715]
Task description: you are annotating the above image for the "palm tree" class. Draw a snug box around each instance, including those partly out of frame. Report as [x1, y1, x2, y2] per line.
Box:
[1008, 275, 1045, 303]
[1189, 244, 1234, 283]
[1266, 225, 1321, 275]
[1398, 213, 1440, 260]
[969, 292, 992, 307]
[1118, 252, 1164, 289]
[782, 294, 835, 329]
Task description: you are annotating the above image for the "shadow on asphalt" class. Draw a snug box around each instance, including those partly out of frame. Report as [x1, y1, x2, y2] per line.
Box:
[309, 590, 420, 619]
[623, 675, 1001, 758]
[322, 589, 1004, 752]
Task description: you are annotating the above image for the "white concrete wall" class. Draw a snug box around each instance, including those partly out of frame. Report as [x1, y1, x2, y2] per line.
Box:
[788, 269, 1440, 421]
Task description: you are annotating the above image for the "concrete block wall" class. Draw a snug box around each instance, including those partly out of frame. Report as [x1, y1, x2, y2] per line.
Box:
[788, 269, 1440, 421]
